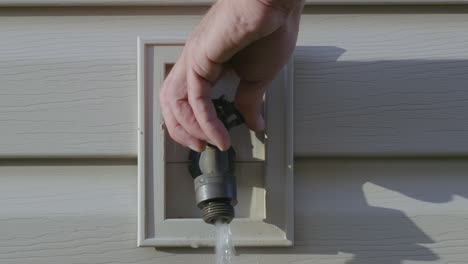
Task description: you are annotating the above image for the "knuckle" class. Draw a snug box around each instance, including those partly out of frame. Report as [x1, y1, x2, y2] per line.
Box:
[168, 125, 185, 144]
[185, 42, 221, 83]
[176, 101, 195, 123]
[188, 95, 208, 109]
[254, 0, 300, 16]
[174, 98, 186, 110]
[204, 114, 219, 126]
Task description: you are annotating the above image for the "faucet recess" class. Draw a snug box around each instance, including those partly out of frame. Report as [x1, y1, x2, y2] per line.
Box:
[188, 96, 244, 224]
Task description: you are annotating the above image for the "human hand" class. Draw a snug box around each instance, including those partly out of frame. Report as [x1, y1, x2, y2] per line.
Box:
[159, 0, 304, 152]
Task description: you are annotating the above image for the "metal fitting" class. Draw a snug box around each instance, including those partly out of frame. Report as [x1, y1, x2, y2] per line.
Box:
[190, 145, 237, 224]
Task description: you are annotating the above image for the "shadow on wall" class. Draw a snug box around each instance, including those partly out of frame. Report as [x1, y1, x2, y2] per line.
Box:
[159, 46, 468, 263]
[285, 158, 468, 264]
[294, 46, 468, 155]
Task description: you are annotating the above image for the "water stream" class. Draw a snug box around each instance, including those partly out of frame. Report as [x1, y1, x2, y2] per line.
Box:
[215, 221, 235, 264]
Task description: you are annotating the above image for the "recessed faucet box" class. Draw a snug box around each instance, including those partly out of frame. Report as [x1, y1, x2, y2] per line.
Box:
[137, 38, 294, 247]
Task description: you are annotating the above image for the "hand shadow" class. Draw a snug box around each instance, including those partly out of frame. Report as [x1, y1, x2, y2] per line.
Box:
[289, 159, 442, 264]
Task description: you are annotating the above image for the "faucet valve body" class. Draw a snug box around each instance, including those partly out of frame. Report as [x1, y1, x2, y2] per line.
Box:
[190, 146, 237, 224]
[188, 96, 244, 225]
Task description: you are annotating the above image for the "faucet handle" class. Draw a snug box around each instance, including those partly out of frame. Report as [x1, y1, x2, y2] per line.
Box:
[212, 96, 244, 130]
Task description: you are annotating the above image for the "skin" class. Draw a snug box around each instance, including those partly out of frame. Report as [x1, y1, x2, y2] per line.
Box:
[159, 0, 304, 152]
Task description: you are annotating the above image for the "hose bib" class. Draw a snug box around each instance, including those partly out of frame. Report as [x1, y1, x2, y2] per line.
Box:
[188, 96, 244, 224]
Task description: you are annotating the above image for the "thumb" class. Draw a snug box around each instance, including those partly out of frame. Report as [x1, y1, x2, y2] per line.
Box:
[234, 80, 267, 132]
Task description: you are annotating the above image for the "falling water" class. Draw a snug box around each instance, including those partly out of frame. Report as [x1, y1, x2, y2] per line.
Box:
[215, 221, 235, 264]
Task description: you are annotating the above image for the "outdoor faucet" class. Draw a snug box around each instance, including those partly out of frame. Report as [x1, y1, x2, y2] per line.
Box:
[188, 96, 244, 225]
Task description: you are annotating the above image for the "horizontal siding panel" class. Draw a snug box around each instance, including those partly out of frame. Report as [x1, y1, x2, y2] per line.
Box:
[293, 158, 468, 264]
[0, 7, 203, 157]
[294, 13, 468, 156]
[1, 159, 468, 263]
[1, 8, 468, 157]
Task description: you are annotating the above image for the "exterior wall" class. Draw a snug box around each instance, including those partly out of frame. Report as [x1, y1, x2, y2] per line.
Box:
[2, 6, 468, 157]
[2, 160, 468, 263]
[1, 5, 468, 264]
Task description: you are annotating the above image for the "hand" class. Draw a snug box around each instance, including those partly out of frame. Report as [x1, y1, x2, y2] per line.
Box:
[159, 0, 303, 152]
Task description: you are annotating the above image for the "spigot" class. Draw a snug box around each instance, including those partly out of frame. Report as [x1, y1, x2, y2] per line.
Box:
[188, 96, 244, 225]
[189, 145, 237, 224]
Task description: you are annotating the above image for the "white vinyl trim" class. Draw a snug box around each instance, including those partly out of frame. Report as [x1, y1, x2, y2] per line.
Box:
[137, 37, 294, 247]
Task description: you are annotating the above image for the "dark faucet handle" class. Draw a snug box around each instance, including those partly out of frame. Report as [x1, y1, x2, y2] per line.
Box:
[212, 96, 244, 130]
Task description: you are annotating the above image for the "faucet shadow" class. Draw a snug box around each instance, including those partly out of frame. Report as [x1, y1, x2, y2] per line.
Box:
[159, 46, 468, 263]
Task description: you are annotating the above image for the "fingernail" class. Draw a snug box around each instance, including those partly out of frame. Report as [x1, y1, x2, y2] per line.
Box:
[218, 143, 230, 151]
[206, 140, 229, 151]
[256, 116, 265, 131]
[258, 117, 265, 130]
[188, 144, 202, 152]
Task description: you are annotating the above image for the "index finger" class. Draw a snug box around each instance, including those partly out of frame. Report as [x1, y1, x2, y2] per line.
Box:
[187, 68, 230, 151]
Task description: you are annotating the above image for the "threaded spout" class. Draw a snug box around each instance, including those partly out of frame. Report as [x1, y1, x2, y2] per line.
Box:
[201, 200, 234, 224]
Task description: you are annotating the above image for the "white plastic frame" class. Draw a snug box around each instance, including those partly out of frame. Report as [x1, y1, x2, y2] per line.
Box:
[137, 37, 294, 247]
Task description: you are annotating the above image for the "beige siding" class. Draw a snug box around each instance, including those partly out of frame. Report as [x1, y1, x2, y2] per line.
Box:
[1, 5, 468, 264]
[0, 7, 467, 157]
[1, 159, 468, 263]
